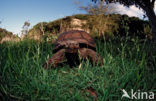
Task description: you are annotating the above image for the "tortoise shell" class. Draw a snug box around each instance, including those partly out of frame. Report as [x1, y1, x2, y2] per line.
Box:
[53, 30, 96, 53]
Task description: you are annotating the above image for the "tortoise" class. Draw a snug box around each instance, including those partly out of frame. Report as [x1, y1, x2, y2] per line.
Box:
[43, 30, 103, 69]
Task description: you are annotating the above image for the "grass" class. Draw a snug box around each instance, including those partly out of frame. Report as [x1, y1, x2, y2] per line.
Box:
[0, 38, 156, 101]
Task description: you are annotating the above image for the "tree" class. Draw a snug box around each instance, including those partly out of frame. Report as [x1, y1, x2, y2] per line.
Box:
[79, 0, 116, 15]
[92, 0, 156, 42]
[21, 21, 30, 35]
[76, 0, 117, 37]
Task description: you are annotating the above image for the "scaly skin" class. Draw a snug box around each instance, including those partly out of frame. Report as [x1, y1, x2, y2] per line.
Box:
[79, 48, 103, 65]
[43, 48, 103, 69]
[43, 49, 65, 69]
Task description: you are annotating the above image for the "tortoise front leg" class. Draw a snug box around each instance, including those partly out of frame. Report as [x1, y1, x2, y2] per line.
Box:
[43, 49, 65, 69]
[79, 48, 103, 65]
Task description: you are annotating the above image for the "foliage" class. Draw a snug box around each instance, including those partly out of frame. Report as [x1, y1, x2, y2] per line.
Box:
[115, 15, 152, 39]
[86, 14, 117, 37]
[92, 0, 156, 41]
[73, 14, 89, 20]
[0, 38, 155, 100]
[92, 0, 155, 10]
[0, 28, 18, 42]
[21, 21, 30, 35]
[78, 0, 118, 37]
[26, 14, 152, 41]
[79, 0, 116, 15]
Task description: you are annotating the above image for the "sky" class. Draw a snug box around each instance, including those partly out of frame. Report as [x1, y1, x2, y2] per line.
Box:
[0, 0, 155, 35]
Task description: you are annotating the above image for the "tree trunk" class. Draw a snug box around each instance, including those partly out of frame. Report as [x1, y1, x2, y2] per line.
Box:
[144, 7, 156, 43]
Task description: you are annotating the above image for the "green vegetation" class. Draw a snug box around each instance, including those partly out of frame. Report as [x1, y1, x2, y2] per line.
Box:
[0, 28, 12, 41]
[0, 28, 19, 43]
[0, 38, 155, 100]
[26, 14, 152, 41]
[92, 0, 156, 41]
[0, 13, 155, 100]
[0, 28, 11, 40]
